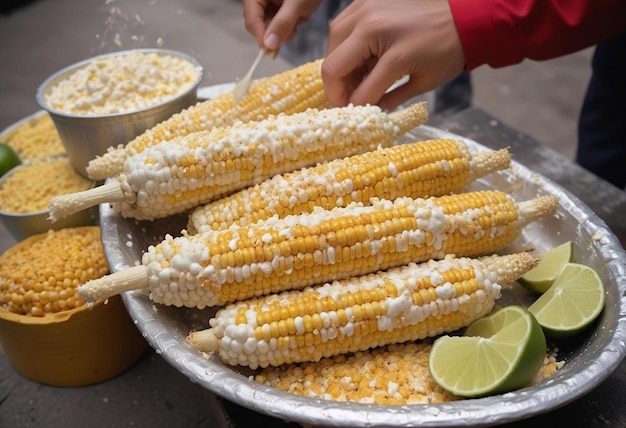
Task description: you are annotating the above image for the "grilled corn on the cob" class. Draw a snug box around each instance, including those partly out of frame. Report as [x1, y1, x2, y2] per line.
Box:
[86, 59, 328, 180]
[187, 139, 511, 233]
[77, 190, 558, 309]
[187, 252, 538, 368]
[48, 102, 428, 222]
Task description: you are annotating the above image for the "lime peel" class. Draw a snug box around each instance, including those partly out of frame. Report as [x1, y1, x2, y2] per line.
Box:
[0, 142, 21, 177]
[429, 305, 546, 398]
[519, 241, 573, 293]
[528, 262, 605, 339]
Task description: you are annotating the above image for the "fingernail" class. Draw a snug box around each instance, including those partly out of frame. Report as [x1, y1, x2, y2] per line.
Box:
[264, 33, 280, 51]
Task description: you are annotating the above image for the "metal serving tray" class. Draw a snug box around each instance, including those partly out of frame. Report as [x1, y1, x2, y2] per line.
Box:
[100, 123, 626, 427]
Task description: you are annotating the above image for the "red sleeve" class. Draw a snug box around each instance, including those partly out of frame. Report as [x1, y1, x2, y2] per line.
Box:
[449, 0, 626, 71]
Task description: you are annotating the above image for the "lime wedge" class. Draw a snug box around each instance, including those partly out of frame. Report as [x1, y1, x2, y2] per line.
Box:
[0, 142, 21, 177]
[519, 241, 574, 293]
[528, 263, 605, 339]
[428, 305, 546, 398]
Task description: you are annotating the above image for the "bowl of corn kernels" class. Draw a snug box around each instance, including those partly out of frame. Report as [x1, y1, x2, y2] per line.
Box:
[0, 226, 147, 386]
[0, 111, 100, 241]
[35, 48, 204, 177]
[0, 154, 98, 242]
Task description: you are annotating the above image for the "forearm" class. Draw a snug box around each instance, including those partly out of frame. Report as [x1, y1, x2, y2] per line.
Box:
[450, 0, 626, 70]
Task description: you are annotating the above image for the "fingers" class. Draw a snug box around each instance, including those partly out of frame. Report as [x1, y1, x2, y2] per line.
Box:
[243, 0, 277, 48]
[262, 1, 301, 49]
[369, 48, 441, 111]
[378, 76, 427, 112]
[323, 1, 396, 106]
[349, 53, 410, 108]
[324, 0, 360, 53]
[324, 46, 419, 110]
[323, 0, 466, 109]
[322, 42, 368, 107]
[323, 6, 405, 107]
[263, 0, 322, 51]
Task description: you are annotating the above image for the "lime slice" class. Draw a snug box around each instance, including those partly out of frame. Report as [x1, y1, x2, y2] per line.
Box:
[519, 241, 574, 293]
[528, 262, 605, 339]
[429, 305, 546, 398]
[0, 142, 21, 177]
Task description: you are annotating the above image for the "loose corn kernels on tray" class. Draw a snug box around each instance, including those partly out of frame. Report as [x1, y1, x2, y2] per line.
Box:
[254, 341, 564, 405]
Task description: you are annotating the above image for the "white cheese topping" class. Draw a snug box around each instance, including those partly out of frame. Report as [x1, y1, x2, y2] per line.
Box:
[45, 50, 201, 115]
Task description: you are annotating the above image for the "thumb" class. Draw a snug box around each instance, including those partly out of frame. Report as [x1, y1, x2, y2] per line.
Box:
[263, 1, 312, 51]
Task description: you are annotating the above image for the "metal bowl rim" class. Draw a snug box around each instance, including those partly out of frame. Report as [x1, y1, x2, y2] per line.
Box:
[35, 48, 204, 119]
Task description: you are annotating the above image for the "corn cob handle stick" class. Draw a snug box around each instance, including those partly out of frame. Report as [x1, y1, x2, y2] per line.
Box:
[86, 59, 328, 181]
[48, 102, 428, 222]
[77, 190, 558, 309]
[187, 252, 538, 368]
[188, 139, 511, 233]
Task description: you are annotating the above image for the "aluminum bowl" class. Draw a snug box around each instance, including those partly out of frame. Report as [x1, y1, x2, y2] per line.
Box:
[100, 125, 626, 427]
[0, 157, 97, 242]
[0, 110, 65, 162]
[36, 48, 204, 177]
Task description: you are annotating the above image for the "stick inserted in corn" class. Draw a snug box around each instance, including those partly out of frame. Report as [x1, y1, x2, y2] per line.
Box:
[49, 102, 429, 222]
[86, 59, 328, 181]
[187, 252, 538, 369]
[77, 190, 558, 309]
[188, 139, 511, 233]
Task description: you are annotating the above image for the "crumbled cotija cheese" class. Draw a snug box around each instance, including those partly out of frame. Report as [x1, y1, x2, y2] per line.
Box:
[2, 113, 65, 160]
[44, 51, 201, 115]
[0, 157, 92, 213]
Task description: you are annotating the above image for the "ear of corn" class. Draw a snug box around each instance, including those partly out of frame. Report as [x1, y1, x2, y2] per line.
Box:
[188, 139, 511, 234]
[48, 102, 429, 222]
[186, 252, 538, 369]
[86, 59, 328, 181]
[77, 190, 558, 309]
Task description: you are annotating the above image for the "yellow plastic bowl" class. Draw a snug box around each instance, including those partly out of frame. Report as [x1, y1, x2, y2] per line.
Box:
[0, 295, 147, 387]
[0, 234, 147, 387]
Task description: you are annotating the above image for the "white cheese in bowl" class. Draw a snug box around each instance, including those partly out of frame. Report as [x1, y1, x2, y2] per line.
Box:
[44, 50, 202, 115]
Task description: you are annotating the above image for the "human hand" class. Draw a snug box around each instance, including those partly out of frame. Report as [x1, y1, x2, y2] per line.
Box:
[243, 0, 322, 52]
[322, 0, 466, 110]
